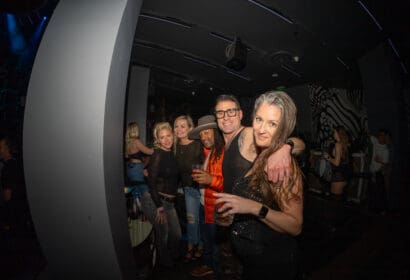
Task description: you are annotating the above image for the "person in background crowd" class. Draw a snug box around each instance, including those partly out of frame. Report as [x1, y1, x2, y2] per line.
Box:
[368, 129, 390, 214]
[383, 131, 397, 214]
[124, 122, 153, 198]
[140, 122, 181, 268]
[215, 91, 303, 280]
[0, 135, 30, 233]
[323, 125, 352, 199]
[188, 115, 225, 278]
[173, 115, 204, 262]
[0, 132, 5, 201]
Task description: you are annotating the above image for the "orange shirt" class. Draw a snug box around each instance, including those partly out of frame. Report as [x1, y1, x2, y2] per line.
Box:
[203, 146, 224, 224]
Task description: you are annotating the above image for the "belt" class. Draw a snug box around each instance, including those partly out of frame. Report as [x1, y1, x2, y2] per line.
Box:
[160, 195, 175, 203]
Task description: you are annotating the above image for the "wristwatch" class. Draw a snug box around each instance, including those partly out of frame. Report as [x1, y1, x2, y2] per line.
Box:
[258, 204, 269, 219]
[285, 139, 294, 153]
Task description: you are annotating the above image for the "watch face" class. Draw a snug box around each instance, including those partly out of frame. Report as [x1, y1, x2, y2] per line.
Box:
[259, 205, 269, 218]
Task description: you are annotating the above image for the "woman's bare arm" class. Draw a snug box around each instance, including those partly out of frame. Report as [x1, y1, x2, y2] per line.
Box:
[214, 187, 303, 236]
[135, 139, 154, 155]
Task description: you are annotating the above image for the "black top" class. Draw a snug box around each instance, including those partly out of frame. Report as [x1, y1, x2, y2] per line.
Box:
[128, 151, 145, 161]
[175, 140, 203, 188]
[147, 148, 179, 207]
[222, 129, 252, 193]
[1, 158, 26, 201]
[329, 148, 352, 182]
[231, 176, 297, 256]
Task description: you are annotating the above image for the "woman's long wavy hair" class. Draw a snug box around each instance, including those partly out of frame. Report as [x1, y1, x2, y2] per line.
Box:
[153, 122, 173, 149]
[125, 122, 139, 155]
[248, 91, 303, 210]
[334, 125, 350, 162]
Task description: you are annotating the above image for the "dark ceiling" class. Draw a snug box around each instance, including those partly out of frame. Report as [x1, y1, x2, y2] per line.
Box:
[1, 0, 409, 97]
[132, 0, 410, 96]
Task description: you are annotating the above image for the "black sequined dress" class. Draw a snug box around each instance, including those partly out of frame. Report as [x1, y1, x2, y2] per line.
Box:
[230, 176, 299, 280]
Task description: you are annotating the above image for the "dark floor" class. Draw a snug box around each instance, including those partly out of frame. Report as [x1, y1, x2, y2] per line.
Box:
[1, 174, 409, 280]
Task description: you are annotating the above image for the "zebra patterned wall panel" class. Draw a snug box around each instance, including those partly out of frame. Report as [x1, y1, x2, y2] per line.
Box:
[308, 85, 368, 150]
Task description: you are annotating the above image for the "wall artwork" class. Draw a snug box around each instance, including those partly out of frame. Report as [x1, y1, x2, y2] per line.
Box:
[309, 85, 369, 151]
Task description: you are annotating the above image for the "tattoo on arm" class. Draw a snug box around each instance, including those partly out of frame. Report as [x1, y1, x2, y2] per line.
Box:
[238, 133, 243, 151]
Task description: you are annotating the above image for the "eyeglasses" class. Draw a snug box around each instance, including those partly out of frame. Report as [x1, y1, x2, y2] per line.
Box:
[215, 108, 240, 119]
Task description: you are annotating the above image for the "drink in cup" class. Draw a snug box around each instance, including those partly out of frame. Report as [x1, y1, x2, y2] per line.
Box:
[214, 202, 234, 226]
[192, 163, 203, 175]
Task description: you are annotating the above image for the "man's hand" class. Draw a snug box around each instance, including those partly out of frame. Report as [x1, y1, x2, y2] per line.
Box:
[192, 169, 212, 185]
[264, 144, 291, 183]
[143, 169, 149, 177]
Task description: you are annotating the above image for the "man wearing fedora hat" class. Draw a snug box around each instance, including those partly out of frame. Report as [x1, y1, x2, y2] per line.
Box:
[188, 115, 225, 278]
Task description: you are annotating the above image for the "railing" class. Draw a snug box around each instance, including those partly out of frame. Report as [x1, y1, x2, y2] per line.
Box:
[307, 151, 371, 203]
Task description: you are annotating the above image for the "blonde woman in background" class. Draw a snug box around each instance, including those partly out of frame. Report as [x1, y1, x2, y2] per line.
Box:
[125, 122, 153, 198]
[174, 115, 204, 261]
[324, 125, 352, 198]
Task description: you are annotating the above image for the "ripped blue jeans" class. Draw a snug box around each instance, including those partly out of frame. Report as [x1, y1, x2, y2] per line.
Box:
[184, 186, 202, 247]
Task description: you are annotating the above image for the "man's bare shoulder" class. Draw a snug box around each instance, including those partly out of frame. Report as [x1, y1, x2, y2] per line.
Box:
[242, 127, 253, 139]
[238, 127, 253, 147]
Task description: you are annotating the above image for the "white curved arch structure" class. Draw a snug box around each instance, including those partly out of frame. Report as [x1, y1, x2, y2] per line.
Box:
[23, 1, 142, 278]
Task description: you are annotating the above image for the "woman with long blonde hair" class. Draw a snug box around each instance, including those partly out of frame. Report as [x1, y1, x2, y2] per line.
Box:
[141, 122, 181, 268]
[215, 91, 303, 279]
[173, 115, 204, 261]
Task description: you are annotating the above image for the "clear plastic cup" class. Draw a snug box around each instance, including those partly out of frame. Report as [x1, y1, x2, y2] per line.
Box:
[191, 163, 203, 175]
[214, 202, 234, 226]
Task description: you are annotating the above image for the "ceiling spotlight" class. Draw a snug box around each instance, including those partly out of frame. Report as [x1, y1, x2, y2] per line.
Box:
[272, 73, 279, 78]
[209, 86, 213, 91]
[192, 91, 196, 96]
[271, 51, 293, 65]
[293, 56, 299, 62]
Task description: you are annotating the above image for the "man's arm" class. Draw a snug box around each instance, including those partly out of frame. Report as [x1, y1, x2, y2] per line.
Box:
[240, 125, 305, 183]
[288, 137, 305, 156]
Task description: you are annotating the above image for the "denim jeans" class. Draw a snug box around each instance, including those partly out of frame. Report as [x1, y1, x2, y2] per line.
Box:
[127, 162, 148, 198]
[200, 204, 220, 278]
[184, 186, 202, 246]
[140, 192, 182, 266]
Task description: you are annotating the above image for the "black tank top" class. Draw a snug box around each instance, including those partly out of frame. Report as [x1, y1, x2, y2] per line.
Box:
[129, 151, 145, 161]
[222, 129, 252, 193]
